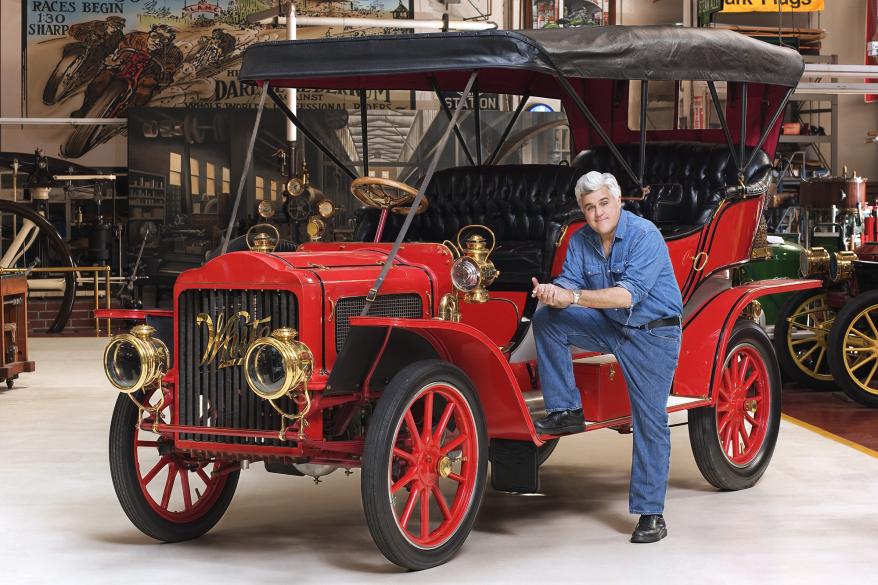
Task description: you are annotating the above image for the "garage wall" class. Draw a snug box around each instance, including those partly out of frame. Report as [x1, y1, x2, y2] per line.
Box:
[0, 0, 503, 168]
[3, 1, 875, 177]
[715, 4, 878, 179]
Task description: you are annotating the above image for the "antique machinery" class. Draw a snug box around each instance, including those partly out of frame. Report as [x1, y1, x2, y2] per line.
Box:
[798, 169, 868, 252]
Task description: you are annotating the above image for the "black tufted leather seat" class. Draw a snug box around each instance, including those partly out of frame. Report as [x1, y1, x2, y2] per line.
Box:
[573, 143, 771, 237]
[354, 164, 585, 285]
[354, 143, 771, 284]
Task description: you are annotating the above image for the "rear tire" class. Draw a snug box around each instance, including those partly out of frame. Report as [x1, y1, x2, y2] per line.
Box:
[361, 360, 487, 570]
[689, 320, 781, 490]
[537, 438, 558, 466]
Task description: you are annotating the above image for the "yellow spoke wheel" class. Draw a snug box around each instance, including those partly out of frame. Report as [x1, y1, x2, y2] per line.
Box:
[774, 290, 836, 390]
[828, 290, 878, 408]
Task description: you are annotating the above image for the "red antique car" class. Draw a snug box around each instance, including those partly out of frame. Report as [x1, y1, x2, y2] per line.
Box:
[99, 27, 819, 570]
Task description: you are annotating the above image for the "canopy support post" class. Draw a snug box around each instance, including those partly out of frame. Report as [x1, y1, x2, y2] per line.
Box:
[638, 80, 649, 185]
[555, 74, 641, 188]
[221, 82, 269, 255]
[432, 78, 476, 167]
[739, 82, 748, 174]
[486, 92, 530, 166]
[744, 87, 794, 171]
[267, 87, 358, 181]
[360, 90, 369, 177]
[361, 71, 479, 317]
[707, 81, 742, 172]
[474, 78, 482, 165]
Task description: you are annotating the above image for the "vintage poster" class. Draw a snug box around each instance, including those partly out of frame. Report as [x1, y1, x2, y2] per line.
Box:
[23, 0, 415, 159]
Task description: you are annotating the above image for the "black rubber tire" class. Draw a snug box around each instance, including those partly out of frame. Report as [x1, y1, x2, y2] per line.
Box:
[361, 360, 488, 571]
[109, 392, 239, 542]
[773, 289, 836, 391]
[827, 289, 878, 408]
[62, 79, 127, 158]
[43, 51, 81, 105]
[689, 320, 782, 491]
[537, 438, 559, 466]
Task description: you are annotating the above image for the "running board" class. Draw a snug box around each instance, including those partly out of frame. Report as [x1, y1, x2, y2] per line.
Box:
[523, 390, 710, 430]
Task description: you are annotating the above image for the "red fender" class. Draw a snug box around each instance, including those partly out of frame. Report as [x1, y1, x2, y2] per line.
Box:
[349, 316, 539, 443]
[94, 308, 174, 320]
[675, 278, 822, 399]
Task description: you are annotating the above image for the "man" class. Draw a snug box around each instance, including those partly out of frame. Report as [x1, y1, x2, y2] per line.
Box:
[73, 24, 182, 117]
[531, 171, 683, 544]
[66, 16, 126, 62]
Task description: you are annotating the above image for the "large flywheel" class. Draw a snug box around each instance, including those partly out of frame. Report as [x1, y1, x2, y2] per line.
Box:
[0, 199, 77, 333]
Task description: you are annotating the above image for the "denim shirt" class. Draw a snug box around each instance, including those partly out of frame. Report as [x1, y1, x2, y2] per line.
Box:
[553, 210, 683, 328]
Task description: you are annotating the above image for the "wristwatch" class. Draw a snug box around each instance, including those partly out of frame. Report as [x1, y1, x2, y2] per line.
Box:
[571, 289, 581, 306]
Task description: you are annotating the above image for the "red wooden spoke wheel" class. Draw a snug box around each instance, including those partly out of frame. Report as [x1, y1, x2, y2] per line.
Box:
[362, 360, 487, 571]
[109, 388, 239, 542]
[689, 321, 781, 491]
[715, 345, 771, 466]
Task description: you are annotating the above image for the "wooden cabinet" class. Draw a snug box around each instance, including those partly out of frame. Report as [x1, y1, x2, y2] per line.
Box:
[0, 275, 35, 389]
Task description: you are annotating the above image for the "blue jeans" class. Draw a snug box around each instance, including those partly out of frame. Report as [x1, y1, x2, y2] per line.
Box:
[532, 305, 682, 515]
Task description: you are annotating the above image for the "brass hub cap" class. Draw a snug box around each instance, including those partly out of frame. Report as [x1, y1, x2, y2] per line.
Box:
[437, 455, 452, 479]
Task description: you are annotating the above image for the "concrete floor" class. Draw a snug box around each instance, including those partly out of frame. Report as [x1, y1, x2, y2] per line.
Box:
[2, 338, 876, 584]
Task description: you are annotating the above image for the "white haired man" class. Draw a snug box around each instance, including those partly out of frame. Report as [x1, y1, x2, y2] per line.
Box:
[530, 171, 683, 543]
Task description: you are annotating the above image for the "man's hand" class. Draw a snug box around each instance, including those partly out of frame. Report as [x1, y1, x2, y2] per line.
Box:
[531, 277, 575, 309]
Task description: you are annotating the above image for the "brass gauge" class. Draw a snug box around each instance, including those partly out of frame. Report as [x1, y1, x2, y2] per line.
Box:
[307, 217, 326, 241]
[317, 199, 336, 219]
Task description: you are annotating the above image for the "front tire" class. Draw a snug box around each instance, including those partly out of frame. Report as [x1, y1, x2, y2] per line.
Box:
[362, 360, 488, 570]
[689, 320, 781, 490]
[109, 389, 239, 542]
[827, 289, 878, 407]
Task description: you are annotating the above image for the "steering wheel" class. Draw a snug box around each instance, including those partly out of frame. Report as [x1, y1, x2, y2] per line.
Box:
[350, 177, 428, 215]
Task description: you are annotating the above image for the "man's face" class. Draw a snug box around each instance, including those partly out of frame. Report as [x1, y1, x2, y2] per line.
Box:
[579, 186, 622, 237]
[147, 33, 165, 51]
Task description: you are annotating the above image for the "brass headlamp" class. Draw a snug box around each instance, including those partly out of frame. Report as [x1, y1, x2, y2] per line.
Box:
[449, 226, 499, 303]
[103, 324, 169, 394]
[246, 200, 280, 253]
[800, 247, 830, 278]
[243, 328, 313, 401]
[829, 250, 858, 283]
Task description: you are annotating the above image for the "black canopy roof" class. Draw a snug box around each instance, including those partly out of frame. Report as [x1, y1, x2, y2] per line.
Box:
[239, 26, 804, 91]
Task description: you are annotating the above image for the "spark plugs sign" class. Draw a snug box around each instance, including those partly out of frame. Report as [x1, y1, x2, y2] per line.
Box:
[722, 0, 824, 12]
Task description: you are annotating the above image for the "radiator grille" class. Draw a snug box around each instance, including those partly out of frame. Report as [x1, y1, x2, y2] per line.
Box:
[177, 289, 297, 446]
[335, 294, 423, 352]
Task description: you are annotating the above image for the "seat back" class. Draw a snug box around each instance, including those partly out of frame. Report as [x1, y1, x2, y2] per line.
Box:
[354, 164, 584, 244]
[573, 143, 771, 234]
